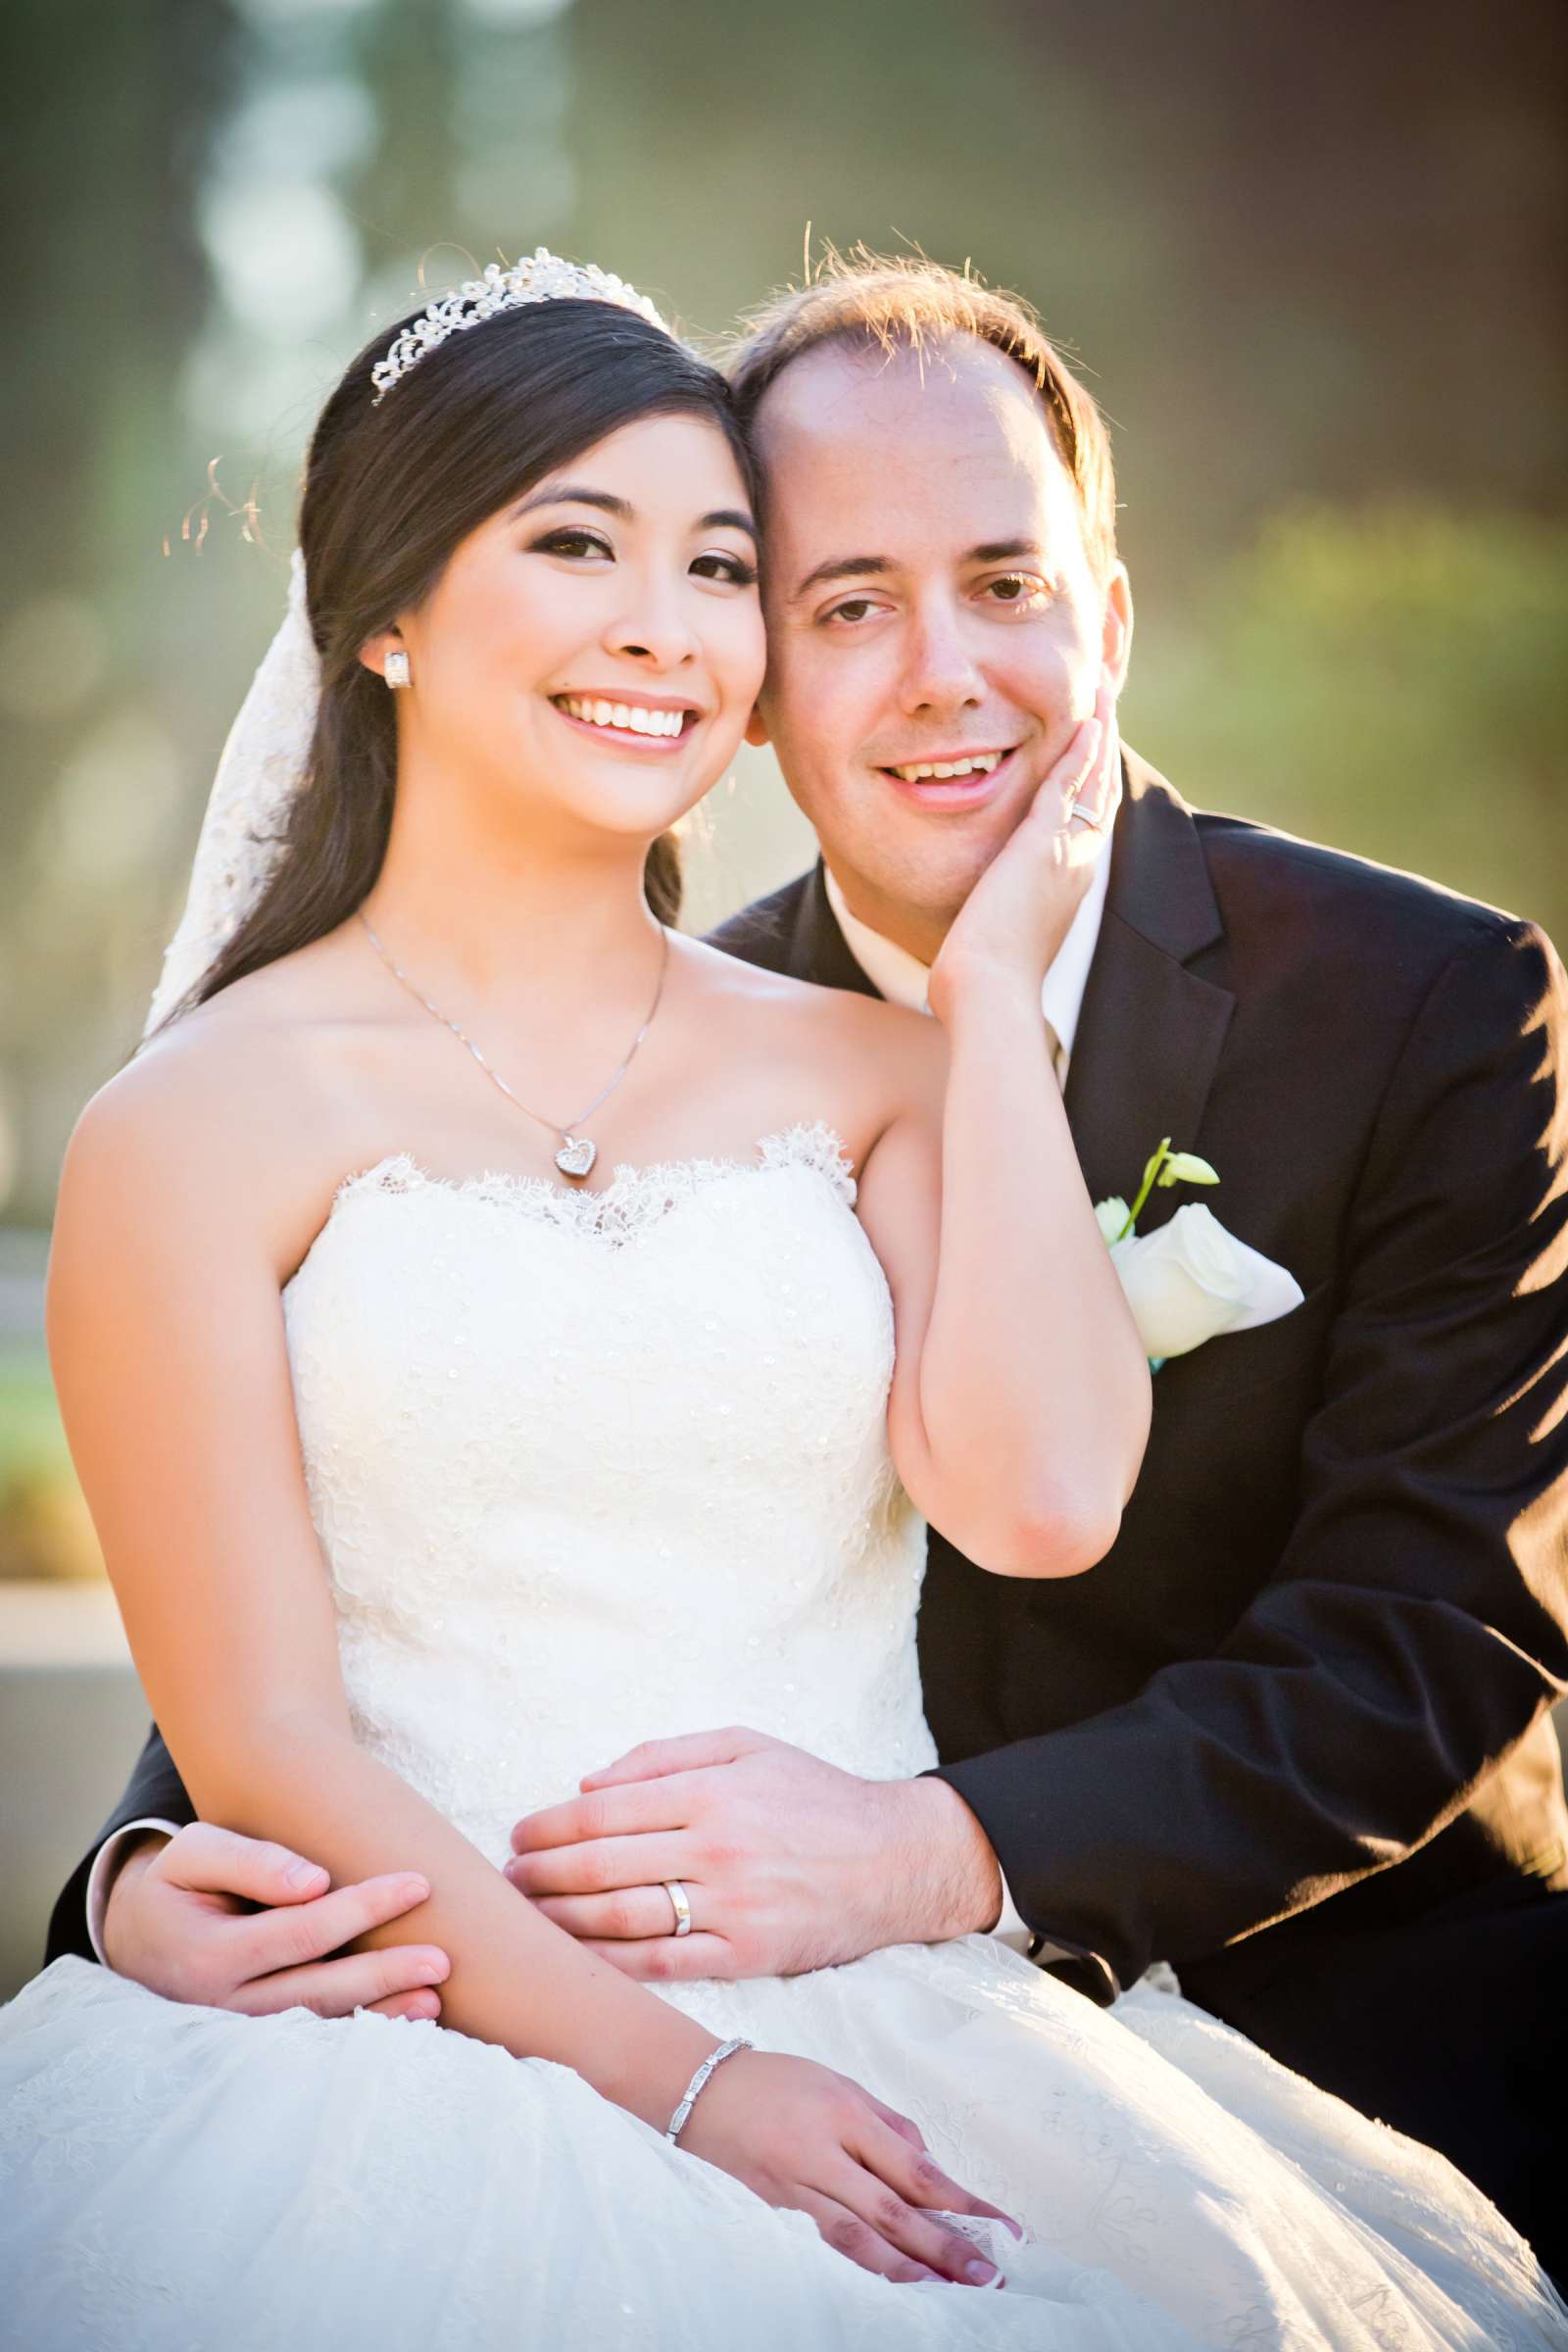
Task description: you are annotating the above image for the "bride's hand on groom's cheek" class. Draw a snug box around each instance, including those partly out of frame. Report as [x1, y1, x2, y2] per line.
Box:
[101, 1823, 452, 2021]
[504, 1729, 1004, 1980]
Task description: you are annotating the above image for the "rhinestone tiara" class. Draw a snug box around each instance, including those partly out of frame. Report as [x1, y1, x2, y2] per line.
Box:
[369, 248, 669, 404]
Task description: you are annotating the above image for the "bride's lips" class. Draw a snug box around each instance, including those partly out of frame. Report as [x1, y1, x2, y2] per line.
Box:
[875, 744, 1023, 812]
[550, 691, 703, 757]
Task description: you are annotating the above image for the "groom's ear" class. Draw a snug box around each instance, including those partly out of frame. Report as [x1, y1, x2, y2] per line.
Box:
[744, 703, 772, 749]
[1100, 566, 1134, 701]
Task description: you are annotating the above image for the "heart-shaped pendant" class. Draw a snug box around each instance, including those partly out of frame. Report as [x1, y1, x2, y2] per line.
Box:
[555, 1136, 597, 1181]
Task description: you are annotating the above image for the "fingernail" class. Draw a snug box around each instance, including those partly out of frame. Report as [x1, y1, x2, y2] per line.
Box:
[965, 2260, 1002, 2287]
[398, 1876, 430, 1904]
[414, 1950, 449, 1983]
[286, 1858, 327, 1890]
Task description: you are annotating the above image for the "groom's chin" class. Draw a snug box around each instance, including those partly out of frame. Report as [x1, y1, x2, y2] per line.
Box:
[886, 818, 1028, 928]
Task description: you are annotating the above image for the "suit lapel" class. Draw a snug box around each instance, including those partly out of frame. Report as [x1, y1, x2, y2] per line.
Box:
[1064, 756, 1235, 1216]
[781, 777, 1234, 1224]
[785, 862, 884, 999]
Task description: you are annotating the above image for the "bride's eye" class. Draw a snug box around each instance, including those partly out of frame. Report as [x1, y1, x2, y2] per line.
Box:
[529, 527, 612, 561]
[691, 551, 759, 587]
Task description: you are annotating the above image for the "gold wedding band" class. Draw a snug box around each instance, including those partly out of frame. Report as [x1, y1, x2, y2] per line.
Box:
[662, 1879, 693, 1937]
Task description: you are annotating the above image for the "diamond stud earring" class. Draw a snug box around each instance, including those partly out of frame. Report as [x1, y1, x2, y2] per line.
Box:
[384, 650, 411, 689]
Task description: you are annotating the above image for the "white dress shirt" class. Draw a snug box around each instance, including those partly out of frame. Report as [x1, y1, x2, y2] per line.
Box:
[824, 838, 1114, 1954]
[822, 834, 1111, 1085]
[85, 1816, 177, 1963]
[87, 841, 1113, 1971]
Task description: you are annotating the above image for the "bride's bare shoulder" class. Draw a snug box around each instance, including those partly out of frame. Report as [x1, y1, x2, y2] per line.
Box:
[685, 932, 927, 1034]
[680, 933, 944, 1107]
[57, 937, 365, 1264]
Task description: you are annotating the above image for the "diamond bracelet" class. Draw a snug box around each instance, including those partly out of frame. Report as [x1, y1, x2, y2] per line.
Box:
[664, 2036, 754, 2144]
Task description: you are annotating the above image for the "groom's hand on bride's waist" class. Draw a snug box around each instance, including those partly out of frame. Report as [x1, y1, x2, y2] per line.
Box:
[504, 1729, 1004, 1980]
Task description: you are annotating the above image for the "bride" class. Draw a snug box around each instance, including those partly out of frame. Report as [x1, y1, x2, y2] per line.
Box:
[1, 254, 1560, 2351]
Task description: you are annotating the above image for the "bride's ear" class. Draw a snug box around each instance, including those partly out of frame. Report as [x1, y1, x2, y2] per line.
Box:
[744, 704, 771, 749]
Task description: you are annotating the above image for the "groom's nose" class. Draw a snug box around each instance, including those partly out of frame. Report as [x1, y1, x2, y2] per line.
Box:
[896, 593, 984, 717]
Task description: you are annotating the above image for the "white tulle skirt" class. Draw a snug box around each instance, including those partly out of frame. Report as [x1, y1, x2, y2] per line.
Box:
[1, 1941, 1561, 2351]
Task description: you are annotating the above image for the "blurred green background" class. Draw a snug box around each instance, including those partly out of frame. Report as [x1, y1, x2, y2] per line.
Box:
[0, 0, 1563, 1978]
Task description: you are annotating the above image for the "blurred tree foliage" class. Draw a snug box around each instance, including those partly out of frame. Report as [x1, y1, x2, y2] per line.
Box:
[0, 0, 1564, 1577]
[0, 0, 1562, 1236]
[1126, 505, 1568, 942]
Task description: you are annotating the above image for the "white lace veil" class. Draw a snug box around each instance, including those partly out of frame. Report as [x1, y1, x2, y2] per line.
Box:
[143, 549, 320, 1036]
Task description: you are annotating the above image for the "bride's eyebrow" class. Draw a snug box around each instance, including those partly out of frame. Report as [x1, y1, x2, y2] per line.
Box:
[512, 485, 630, 521]
[510, 485, 758, 539]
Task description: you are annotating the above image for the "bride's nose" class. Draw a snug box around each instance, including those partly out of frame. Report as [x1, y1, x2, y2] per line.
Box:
[605, 571, 700, 672]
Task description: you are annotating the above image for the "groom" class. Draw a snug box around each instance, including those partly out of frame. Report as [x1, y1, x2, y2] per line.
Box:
[49, 260, 1568, 2269]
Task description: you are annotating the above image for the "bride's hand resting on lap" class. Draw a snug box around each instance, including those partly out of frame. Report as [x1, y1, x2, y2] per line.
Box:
[679, 2048, 1019, 2288]
[100, 1827, 1013, 2284]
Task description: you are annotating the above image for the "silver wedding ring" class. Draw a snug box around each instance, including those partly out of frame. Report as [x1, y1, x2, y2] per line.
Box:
[662, 1879, 693, 1937]
[1066, 798, 1104, 831]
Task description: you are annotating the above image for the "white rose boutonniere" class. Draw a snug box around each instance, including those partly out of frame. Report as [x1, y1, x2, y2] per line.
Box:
[1098, 1139, 1305, 1369]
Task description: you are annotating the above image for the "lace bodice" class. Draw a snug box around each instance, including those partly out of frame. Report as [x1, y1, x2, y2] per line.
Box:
[281, 1125, 937, 1861]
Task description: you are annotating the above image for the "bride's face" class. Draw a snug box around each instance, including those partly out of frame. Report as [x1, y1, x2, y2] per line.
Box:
[377, 413, 763, 849]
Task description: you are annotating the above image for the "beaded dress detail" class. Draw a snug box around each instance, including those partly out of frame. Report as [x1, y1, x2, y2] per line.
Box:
[1, 1126, 1561, 2351]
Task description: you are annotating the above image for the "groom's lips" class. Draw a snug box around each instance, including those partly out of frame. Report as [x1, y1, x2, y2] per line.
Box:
[875, 744, 1022, 812]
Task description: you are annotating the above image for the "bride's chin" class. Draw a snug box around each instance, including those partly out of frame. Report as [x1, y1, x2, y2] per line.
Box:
[571, 764, 727, 839]
[544, 786, 713, 852]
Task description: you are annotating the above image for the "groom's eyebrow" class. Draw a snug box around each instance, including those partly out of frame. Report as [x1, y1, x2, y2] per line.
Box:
[970, 538, 1045, 564]
[511, 486, 758, 538]
[789, 553, 891, 602]
[789, 537, 1047, 603]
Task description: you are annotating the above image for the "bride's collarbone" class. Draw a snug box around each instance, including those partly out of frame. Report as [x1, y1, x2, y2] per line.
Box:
[306, 1034, 884, 1202]
[184, 969, 885, 1258]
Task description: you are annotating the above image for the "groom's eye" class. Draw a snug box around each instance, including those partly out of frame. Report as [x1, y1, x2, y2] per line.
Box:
[982, 573, 1049, 608]
[824, 597, 882, 625]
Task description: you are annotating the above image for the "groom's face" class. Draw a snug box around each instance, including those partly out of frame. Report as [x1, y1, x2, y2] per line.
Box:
[750, 335, 1130, 955]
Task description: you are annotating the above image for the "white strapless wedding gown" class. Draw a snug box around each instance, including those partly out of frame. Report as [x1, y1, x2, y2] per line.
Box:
[2, 1128, 1561, 2350]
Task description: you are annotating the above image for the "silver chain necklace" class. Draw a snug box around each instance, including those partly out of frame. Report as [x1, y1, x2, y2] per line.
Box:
[357, 910, 669, 1183]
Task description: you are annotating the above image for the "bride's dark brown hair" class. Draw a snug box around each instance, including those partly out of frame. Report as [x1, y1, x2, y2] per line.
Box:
[185, 293, 756, 1013]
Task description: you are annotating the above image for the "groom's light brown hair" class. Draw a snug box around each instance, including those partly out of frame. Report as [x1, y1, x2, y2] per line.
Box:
[724, 251, 1119, 584]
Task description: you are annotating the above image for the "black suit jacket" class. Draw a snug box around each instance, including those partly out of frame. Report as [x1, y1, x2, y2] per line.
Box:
[49, 755, 1568, 2003]
[708, 753, 1568, 2019]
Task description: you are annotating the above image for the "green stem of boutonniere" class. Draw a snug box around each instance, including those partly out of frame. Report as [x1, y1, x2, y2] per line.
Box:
[1117, 1139, 1172, 1241]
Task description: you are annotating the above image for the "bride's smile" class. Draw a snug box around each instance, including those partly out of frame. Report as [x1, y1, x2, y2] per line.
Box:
[367, 411, 764, 857]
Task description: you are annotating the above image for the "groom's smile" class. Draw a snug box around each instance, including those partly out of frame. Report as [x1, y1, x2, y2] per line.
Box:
[876, 742, 1020, 812]
[747, 332, 1131, 964]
